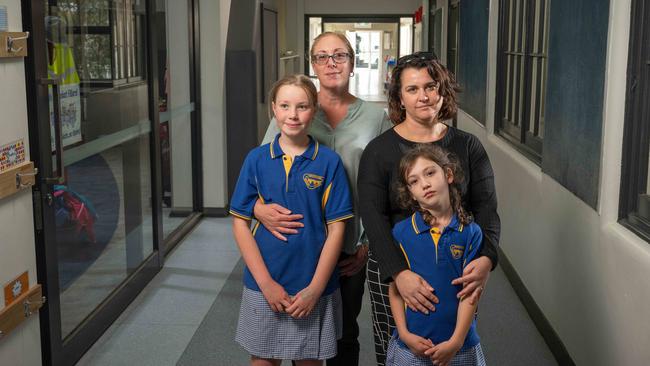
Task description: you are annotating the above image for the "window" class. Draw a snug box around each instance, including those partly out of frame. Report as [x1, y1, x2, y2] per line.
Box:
[52, 0, 146, 85]
[495, 0, 549, 163]
[619, 0, 650, 242]
[399, 17, 413, 58]
[446, 0, 459, 75]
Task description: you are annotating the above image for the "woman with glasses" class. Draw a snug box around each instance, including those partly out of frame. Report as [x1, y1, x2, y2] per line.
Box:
[358, 52, 500, 365]
[255, 31, 393, 366]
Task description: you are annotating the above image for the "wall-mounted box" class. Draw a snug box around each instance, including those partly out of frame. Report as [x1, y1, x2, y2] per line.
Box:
[0, 161, 37, 200]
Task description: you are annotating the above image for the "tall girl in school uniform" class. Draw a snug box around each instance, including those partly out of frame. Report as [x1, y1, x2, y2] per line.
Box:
[386, 144, 486, 366]
[229, 74, 354, 366]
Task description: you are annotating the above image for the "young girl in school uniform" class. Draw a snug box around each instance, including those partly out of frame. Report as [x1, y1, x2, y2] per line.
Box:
[386, 144, 486, 366]
[229, 74, 354, 366]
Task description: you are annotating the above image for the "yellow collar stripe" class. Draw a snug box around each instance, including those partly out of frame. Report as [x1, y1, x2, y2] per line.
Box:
[311, 141, 319, 160]
[411, 213, 419, 234]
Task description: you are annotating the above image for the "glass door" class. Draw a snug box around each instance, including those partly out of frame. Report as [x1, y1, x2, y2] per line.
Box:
[24, 1, 163, 364]
[154, 0, 200, 244]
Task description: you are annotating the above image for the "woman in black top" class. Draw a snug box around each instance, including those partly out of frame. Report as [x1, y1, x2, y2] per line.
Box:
[358, 52, 500, 365]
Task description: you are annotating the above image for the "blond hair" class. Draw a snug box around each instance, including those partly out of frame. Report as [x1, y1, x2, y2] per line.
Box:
[267, 74, 318, 118]
[310, 31, 355, 67]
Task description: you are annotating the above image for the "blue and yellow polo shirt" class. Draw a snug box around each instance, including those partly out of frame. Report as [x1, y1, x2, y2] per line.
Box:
[229, 134, 354, 296]
[392, 211, 483, 350]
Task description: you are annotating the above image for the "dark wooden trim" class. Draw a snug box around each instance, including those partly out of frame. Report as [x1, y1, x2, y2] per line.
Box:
[304, 15, 310, 77]
[498, 247, 576, 366]
[203, 207, 230, 217]
[318, 14, 411, 23]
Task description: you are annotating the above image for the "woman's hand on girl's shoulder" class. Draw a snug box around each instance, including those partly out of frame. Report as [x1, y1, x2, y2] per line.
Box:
[259, 279, 292, 313]
[284, 286, 322, 319]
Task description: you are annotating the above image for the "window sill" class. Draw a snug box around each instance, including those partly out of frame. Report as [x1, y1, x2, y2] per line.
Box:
[618, 215, 650, 244]
[495, 130, 542, 166]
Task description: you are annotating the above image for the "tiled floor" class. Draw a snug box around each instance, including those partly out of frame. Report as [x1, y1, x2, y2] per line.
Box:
[76, 218, 240, 366]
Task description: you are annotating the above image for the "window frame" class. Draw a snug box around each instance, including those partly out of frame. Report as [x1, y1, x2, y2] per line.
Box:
[494, 0, 549, 164]
[68, 0, 146, 86]
[619, 0, 650, 242]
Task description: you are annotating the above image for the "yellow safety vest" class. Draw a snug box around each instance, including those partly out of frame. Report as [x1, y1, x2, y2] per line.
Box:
[48, 42, 80, 85]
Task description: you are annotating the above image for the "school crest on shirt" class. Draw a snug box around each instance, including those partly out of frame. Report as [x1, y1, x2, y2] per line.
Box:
[303, 173, 324, 189]
[450, 244, 465, 259]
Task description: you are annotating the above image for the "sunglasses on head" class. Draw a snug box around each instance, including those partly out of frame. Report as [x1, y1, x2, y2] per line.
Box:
[396, 51, 439, 66]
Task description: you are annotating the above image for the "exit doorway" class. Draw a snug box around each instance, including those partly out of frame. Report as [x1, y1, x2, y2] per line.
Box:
[307, 16, 413, 102]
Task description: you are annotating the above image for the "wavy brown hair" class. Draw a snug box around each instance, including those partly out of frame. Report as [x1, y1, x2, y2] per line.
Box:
[387, 52, 460, 124]
[395, 144, 472, 225]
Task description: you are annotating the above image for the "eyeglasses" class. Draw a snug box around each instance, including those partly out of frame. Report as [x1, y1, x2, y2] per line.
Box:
[397, 51, 438, 66]
[311, 52, 351, 65]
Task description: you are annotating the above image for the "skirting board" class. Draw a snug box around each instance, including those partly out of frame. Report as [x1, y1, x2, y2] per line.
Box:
[498, 247, 575, 365]
[203, 207, 229, 217]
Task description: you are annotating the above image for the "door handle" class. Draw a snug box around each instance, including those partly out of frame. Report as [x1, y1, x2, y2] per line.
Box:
[39, 77, 64, 184]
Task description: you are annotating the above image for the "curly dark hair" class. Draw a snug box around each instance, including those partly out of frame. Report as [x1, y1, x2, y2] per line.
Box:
[395, 144, 472, 225]
[387, 52, 460, 125]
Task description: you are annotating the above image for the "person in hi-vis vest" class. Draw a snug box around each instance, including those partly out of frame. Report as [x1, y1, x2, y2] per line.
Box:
[46, 15, 82, 149]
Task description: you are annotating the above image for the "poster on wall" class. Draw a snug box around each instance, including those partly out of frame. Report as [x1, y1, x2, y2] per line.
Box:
[0, 139, 26, 172]
[48, 40, 82, 150]
[49, 83, 82, 149]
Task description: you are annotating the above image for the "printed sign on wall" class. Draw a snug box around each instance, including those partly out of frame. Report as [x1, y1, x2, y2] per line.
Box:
[0, 6, 8, 32]
[0, 139, 26, 172]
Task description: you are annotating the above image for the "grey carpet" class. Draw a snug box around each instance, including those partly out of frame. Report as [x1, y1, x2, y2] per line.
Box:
[178, 260, 557, 366]
[177, 259, 249, 366]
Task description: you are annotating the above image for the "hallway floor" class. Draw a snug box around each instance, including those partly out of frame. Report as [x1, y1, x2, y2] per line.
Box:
[77, 218, 557, 366]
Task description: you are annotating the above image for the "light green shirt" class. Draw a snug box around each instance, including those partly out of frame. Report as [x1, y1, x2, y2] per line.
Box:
[262, 98, 393, 254]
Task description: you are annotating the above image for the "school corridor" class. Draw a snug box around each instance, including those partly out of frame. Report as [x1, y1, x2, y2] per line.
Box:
[75, 218, 556, 366]
[1, 1, 649, 366]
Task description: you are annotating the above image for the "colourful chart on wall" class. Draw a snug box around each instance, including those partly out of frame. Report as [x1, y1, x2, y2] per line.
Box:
[0, 139, 26, 172]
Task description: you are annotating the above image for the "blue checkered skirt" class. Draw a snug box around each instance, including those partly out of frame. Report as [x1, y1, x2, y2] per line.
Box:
[386, 335, 486, 366]
[235, 287, 342, 360]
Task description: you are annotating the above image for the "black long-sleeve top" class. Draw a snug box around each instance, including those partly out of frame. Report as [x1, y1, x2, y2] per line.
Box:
[358, 127, 500, 282]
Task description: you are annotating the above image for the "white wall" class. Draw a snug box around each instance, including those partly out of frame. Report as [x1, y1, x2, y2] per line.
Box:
[454, 0, 650, 364]
[167, 0, 193, 209]
[0, 1, 42, 365]
[200, 0, 231, 208]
